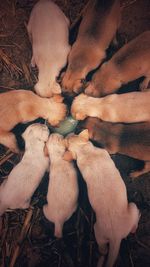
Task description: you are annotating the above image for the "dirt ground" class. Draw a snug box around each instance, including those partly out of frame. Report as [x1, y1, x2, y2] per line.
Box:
[0, 0, 150, 267]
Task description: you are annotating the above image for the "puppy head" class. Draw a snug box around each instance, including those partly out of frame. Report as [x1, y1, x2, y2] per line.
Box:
[62, 69, 85, 95]
[89, 63, 122, 96]
[34, 81, 61, 98]
[46, 97, 67, 126]
[46, 133, 67, 157]
[22, 123, 49, 144]
[79, 118, 102, 139]
[71, 93, 90, 120]
[64, 129, 90, 161]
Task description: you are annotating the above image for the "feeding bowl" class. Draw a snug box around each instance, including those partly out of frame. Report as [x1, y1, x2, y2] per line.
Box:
[49, 115, 78, 136]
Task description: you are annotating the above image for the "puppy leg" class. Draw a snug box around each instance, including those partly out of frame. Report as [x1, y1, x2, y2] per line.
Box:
[54, 222, 63, 238]
[0, 130, 19, 153]
[139, 75, 150, 91]
[94, 223, 108, 267]
[130, 161, 150, 178]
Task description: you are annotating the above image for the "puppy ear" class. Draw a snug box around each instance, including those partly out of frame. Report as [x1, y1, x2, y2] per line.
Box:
[79, 129, 89, 141]
[63, 139, 68, 148]
[44, 144, 49, 157]
[63, 151, 74, 161]
[53, 94, 64, 103]
[22, 129, 28, 140]
[22, 131, 26, 140]
[60, 71, 65, 81]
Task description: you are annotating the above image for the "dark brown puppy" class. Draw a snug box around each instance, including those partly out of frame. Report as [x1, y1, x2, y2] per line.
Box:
[62, 0, 120, 95]
[80, 117, 150, 177]
[85, 31, 150, 97]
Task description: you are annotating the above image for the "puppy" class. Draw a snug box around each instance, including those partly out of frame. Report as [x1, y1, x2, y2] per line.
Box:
[80, 118, 150, 177]
[0, 90, 67, 153]
[62, 0, 120, 95]
[27, 0, 70, 97]
[64, 130, 140, 267]
[43, 133, 78, 238]
[0, 123, 49, 216]
[71, 92, 150, 123]
[85, 31, 150, 97]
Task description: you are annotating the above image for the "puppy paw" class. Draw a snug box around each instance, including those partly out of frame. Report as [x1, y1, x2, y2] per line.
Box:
[62, 71, 84, 95]
[47, 100, 67, 126]
[71, 93, 98, 120]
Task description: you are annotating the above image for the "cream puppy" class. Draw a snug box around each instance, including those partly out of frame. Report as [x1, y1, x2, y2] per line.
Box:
[62, 0, 120, 95]
[64, 130, 140, 267]
[0, 90, 67, 153]
[0, 123, 49, 216]
[71, 92, 150, 123]
[85, 31, 150, 97]
[27, 0, 70, 97]
[43, 133, 78, 238]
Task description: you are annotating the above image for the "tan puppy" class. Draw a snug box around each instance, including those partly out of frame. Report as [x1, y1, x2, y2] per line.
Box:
[43, 133, 78, 238]
[0, 90, 67, 153]
[27, 0, 70, 97]
[64, 130, 140, 267]
[62, 0, 120, 95]
[80, 118, 150, 177]
[85, 31, 150, 97]
[0, 123, 49, 216]
[71, 92, 150, 123]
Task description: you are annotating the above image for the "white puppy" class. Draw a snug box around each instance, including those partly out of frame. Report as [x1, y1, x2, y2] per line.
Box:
[64, 130, 140, 267]
[27, 0, 70, 97]
[0, 123, 49, 216]
[43, 133, 78, 238]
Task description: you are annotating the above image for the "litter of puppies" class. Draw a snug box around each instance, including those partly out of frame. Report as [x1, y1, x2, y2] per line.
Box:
[0, 1, 150, 267]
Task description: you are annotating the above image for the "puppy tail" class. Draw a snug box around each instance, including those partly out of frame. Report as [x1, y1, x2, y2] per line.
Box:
[54, 222, 63, 239]
[105, 239, 121, 267]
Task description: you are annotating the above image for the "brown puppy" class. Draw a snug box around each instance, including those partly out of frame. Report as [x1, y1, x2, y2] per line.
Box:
[85, 31, 150, 97]
[80, 118, 150, 177]
[0, 90, 67, 153]
[62, 0, 120, 95]
[71, 92, 150, 123]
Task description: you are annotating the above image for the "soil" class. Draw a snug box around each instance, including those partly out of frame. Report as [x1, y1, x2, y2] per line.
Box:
[0, 1, 150, 267]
